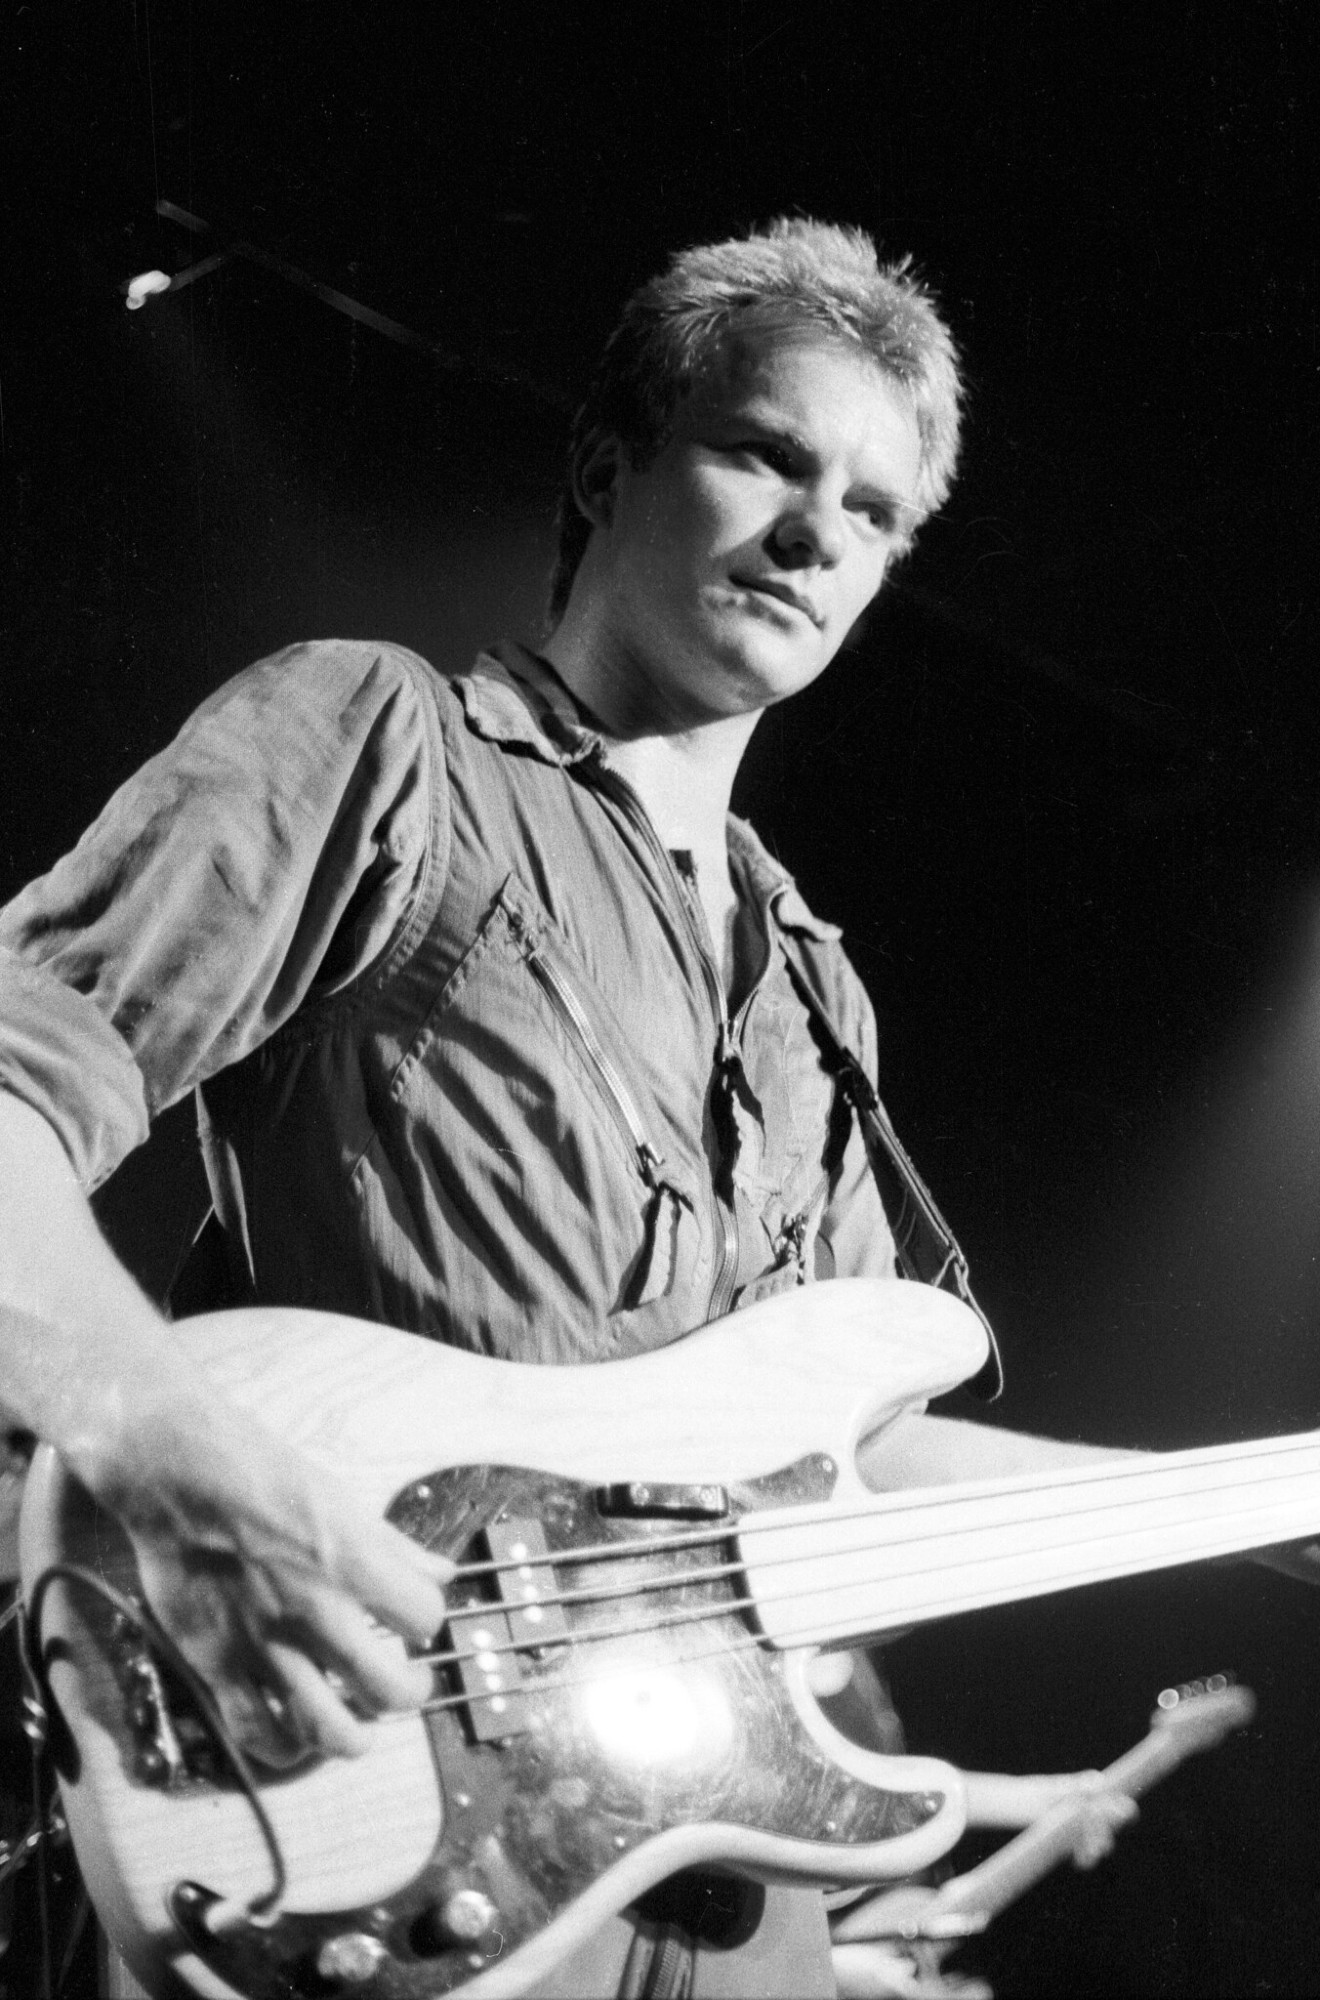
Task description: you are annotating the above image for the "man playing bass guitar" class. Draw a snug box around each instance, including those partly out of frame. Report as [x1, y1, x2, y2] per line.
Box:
[1, 218, 1314, 1997]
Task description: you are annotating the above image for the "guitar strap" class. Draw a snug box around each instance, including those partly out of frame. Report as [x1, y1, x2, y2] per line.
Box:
[781, 946, 1004, 1401]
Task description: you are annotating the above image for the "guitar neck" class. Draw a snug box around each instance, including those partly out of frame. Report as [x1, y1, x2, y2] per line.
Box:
[743, 1429, 1320, 1649]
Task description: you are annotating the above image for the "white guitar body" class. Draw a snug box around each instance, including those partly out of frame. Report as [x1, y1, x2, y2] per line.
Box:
[20, 1279, 989, 2000]
[24, 1277, 1320, 1998]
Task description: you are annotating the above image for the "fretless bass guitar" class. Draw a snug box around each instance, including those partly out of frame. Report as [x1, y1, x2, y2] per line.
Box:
[18, 1279, 1320, 1999]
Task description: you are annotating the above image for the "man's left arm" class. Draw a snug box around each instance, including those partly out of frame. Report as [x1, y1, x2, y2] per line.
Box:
[860, 1409, 1320, 1582]
[858, 1409, 1135, 1489]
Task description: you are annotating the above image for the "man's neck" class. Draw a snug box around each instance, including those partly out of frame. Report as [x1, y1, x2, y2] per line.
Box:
[594, 731, 738, 857]
[540, 616, 759, 857]
[541, 617, 762, 995]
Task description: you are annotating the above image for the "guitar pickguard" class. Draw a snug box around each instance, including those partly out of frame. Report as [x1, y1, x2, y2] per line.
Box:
[166, 1453, 951, 1998]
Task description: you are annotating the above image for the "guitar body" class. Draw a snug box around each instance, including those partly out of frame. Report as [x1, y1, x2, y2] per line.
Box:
[20, 1279, 986, 1999]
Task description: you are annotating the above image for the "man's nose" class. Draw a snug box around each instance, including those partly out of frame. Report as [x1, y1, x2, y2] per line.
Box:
[768, 491, 846, 568]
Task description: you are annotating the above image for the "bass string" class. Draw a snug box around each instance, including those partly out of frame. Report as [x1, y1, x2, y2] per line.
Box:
[435, 1432, 1320, 1586]
[400, 1597, 777, 1728]
[416, 1557, 739, 1667]
[408, 1449, 1320, 1676]
[735, 1487, 1309, 1633]
[392, 1583, 1245, 1737]
[396, 1487, 1286, 1725]
[407, 1589, 1255, 1728]
[402, 1504, 1312, 1728]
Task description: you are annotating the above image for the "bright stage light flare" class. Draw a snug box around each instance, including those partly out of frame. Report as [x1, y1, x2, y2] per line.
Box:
[578, 1660, 737, 1771]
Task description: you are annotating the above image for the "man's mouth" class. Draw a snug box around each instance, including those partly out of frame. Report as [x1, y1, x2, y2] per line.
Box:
[729, 576, 823, 629]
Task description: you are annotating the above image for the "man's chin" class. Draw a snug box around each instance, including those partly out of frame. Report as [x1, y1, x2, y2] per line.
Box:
[719, 635, 831, 709]
[643, 617, 830, 723]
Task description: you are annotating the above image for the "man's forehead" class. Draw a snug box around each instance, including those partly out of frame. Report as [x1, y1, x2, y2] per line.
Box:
[663, 335, 919, 503]
[686, 323, 908, 425]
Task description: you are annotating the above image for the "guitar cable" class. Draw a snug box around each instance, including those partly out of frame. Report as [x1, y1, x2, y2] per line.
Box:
[22, 1563, 289, 1930]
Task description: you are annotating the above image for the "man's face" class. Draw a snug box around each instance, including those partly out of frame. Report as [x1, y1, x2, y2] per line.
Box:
[591, 330, 924, 729]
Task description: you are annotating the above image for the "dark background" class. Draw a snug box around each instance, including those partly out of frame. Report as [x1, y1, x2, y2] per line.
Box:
[3, 3, 1319, 1993]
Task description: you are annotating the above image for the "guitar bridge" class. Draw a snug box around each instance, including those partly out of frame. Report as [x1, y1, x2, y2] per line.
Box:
[106, 1610, 220, 1788]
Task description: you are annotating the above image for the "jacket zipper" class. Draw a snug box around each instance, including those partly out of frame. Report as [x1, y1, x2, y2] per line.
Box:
[581, 751, 743, 1323]
[506, 907, 691, 1303]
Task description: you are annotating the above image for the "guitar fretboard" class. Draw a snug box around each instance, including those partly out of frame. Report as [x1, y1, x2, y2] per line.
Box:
[741, 1430, 1320, 1646]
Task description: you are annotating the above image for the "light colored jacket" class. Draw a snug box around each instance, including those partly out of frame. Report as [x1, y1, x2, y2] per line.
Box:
[0, 640, 894, 1349]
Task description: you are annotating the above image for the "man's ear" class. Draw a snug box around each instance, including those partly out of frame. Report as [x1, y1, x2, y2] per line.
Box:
[571, 429, 625, 529]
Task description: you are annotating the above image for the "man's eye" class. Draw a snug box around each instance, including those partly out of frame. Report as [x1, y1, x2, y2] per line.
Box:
[737, 441, 791, 472]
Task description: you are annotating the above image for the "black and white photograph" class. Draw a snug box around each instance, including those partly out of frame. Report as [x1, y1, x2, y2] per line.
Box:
[1, 7, 1317, 1996]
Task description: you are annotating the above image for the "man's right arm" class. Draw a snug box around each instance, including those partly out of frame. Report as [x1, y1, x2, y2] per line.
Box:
[0, 643, 455, 1759]
[0, 1089, 449, 1762]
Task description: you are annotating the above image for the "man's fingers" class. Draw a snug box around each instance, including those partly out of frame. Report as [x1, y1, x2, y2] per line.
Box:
[266, 1639, 374, 1759]
[329, 1514, 452, 1649]
[299, 1585, 438, 1715]
[209, 1669, 311, 1772]
[127, 1456, 454, 1766]
[188, 1602, 431, 1768]
[247, 1595, 436, 1763]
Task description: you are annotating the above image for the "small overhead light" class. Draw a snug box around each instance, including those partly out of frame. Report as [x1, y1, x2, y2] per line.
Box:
[124, 270, 172, 311]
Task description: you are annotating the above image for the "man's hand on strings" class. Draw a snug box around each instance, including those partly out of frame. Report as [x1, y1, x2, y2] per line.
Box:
[0, 1103, 449, 1770]
[91, 1382, 451, 1769]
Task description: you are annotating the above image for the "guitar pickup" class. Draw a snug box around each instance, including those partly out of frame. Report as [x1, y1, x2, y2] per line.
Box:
[445, 1606, 530, 1743]
[595, 1482, 731, 1520]
[484, 1518, 571, 1648]
[444, 1518, 570, 1743]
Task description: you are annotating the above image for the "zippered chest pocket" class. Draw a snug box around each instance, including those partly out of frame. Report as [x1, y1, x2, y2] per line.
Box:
[365, 873, 703, 1342]
[498, 889, 694, 1308]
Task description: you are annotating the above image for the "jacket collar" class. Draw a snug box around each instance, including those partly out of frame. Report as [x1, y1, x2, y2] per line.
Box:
[456, 643, 843, 944]
[453, 642, 604, 766]
[729, 820, 843, 943]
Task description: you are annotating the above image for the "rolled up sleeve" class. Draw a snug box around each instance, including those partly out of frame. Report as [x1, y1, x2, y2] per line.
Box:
[0, 640, 441, 1189]
[0, 951, 149, 1186]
